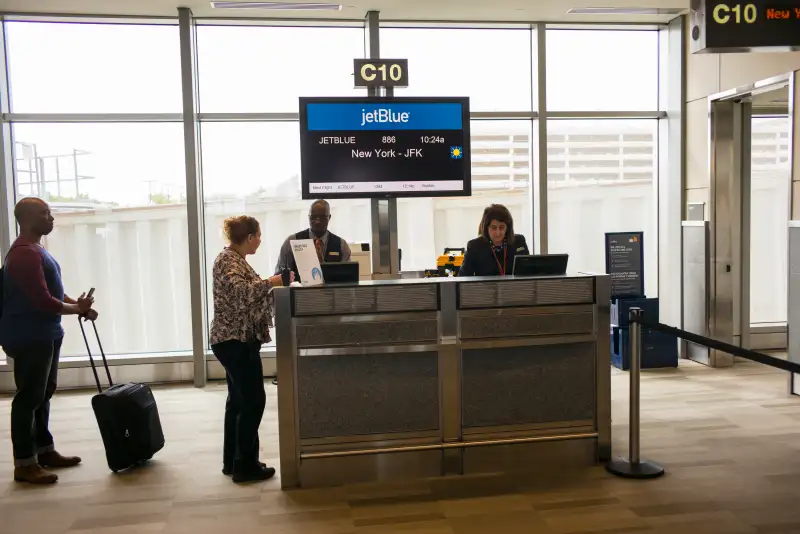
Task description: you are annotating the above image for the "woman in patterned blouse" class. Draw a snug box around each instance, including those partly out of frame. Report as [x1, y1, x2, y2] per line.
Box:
[210, 215, 293, 484]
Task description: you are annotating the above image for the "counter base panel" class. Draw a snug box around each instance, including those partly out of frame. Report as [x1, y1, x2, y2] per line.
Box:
[293, 437, 598, 488]
[298, 450, 442, 489]
[462, 438, 597, 476]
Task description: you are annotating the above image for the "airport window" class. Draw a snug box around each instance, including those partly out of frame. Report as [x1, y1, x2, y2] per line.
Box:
[10, 123, 193, 358]
[6, 22, 182, 113]
[545, 29, 659, 112]
[547, 120, 658, 297]
[397, 120, 534, 271]
[196, 26, 366, 113]
[750, 116, 791, 324]
[379, 28, 534, 112]
[0, 18, 668, 367]
[199, 122, 372, 344]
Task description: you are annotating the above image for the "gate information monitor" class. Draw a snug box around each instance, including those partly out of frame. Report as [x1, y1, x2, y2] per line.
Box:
[299, 96, 471, 199]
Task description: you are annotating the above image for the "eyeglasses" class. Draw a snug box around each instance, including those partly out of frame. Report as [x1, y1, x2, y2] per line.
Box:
[308, 215, 330, 222]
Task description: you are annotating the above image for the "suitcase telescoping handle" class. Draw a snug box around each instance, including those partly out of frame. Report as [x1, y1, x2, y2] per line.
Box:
[78, 318, 113, 394]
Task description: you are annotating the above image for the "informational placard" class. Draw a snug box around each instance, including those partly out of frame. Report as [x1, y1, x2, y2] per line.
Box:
[690, 0, 800, 53]
[605, 232, 645, 299]
[290, 239, 323, 287]
[299, 96, 471, 199]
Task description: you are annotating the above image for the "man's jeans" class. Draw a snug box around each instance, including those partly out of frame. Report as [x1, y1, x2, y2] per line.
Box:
[6, 338, 63, 467]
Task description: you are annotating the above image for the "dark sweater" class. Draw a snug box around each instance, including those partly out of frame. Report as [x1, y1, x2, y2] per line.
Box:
[459, 235, 530, 277]
[0, 238, 65, 347]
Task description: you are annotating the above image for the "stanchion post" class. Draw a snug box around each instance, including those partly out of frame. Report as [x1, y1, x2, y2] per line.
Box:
[629, 308, 641, 465]
[606, 307, 665, 479]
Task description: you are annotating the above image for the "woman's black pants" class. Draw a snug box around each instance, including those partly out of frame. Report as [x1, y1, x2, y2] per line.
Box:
[211, 340, 265, 471]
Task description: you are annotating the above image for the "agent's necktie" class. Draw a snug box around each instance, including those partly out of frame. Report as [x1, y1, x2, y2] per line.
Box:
[314, 238, 324, 262]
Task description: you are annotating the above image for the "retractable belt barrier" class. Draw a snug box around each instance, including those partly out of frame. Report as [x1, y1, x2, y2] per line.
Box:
[607, 307, 800, 481]
[634, 317, 800, 375]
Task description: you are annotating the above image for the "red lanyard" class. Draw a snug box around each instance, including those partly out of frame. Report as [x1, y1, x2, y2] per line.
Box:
[491, 245, 507, 276]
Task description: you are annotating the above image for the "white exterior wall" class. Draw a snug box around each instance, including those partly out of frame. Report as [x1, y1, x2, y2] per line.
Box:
[29, 182, 669, 358]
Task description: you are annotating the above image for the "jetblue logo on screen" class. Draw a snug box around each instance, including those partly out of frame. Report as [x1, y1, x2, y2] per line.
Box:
[361, 108, 410, 126]
[305, 102, 463, 131]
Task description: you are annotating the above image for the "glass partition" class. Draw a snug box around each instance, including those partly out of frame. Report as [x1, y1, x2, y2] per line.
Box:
[4, 21, 190, 361]
[196, 25, 365, 113]
[397, 120, 534, 271]
[0, 19, 666, 367]
[546, 29, 659, 112]
[200, 121, 372, 340]
[6, 22, 182, 113]
[11, 122, 192, 359]
[380, 28, 534, 112]
[750, 116, 791, 324]
[546, 119, 658, 297]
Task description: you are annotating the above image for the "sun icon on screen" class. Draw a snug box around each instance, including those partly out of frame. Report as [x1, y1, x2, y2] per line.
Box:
[450, 146, 463, 159]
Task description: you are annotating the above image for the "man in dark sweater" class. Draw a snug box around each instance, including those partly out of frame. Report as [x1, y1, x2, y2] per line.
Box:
[0, 197, 96, 484]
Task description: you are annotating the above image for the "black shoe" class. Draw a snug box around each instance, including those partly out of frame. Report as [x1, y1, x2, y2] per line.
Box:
[223, 461, 268, 476]
[232, 464, 275, 484]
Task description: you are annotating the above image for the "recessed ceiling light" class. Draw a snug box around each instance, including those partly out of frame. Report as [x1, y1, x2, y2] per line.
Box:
[566, 7, 685, 15]
[210, 2, 343, 10]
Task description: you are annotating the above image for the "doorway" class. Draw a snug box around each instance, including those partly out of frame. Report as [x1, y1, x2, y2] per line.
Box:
[702, 77, 793, 367]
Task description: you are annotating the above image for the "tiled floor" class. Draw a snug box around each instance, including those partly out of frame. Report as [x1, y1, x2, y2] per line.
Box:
[2, 359, 800, 533]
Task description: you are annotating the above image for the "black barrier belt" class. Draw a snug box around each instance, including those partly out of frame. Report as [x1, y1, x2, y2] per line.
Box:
[633, 317, 800, 375]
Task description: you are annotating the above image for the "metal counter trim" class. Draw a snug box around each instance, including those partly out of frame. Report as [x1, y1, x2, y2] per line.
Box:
[293, 311, 438, 325]
[457, 304, 594, 318]
[298, 344, 441, 356]
[459, 334, 595, 350]
[300, 432, 599, 460]
[301, 430, 441, 448]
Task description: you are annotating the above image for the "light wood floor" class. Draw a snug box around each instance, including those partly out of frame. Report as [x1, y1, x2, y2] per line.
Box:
[2, 359, 800, 534]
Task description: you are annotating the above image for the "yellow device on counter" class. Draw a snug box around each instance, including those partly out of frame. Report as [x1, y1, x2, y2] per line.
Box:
[435, 247, 465, 276]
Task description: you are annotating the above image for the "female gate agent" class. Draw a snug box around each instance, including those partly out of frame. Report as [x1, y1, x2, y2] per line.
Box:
[459, 204, 530, 277]
[210, 215, 293, 483]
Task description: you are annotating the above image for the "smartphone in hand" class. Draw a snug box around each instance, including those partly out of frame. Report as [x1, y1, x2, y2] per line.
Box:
[87, 287, 96, 298]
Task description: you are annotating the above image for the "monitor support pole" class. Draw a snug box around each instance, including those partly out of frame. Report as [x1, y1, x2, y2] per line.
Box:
[365, 10, 401, 279]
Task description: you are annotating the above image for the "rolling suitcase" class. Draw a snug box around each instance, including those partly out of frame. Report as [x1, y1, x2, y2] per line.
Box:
[80, 319, 165, 473]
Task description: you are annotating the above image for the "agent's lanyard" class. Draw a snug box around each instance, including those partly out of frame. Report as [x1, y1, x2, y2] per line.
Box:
[491, 244, 507, 276]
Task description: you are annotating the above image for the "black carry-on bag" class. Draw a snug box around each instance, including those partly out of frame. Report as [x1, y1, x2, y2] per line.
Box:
[79, 319, 165, 473]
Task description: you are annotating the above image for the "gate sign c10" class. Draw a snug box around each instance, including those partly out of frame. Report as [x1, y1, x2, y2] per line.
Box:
[690, 0, 800, 53]
[354, 59, 409, 88]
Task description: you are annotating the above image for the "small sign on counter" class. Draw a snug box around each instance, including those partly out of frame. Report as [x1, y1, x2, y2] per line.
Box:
[290, 239, 324, 287]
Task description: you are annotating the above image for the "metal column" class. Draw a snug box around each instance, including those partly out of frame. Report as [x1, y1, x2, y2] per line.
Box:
[707, 99, 752, 366]
[682, 221, 711, 364]
[365, 10, 400, 278]
[659, 17, 686, 329]
[534, 23, 548, 254]
[0, 19, 16, 258]
[178, 8, 208, 387]
[789, 72, 800, 395]
[789, 221, 800, 395]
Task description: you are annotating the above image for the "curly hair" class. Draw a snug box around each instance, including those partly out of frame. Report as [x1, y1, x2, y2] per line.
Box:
[223, 215, 260, 245]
